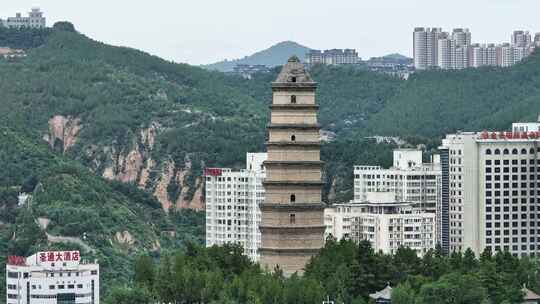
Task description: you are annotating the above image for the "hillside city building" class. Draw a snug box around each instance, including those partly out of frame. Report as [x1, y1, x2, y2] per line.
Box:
[204, 153, 266, 261]
[413, 27, 445, 70]
[324, 192, 436, 256]
[440, 118, 540, 256]
[414, 27, 537, 70]
[0, 8, 46, 29]
[231, 64, 271, 79]
[259, 56, 326, 275]
[354, 149, 441, 214]
[305, 49, 360, 66]
[5, 251, 99, 304]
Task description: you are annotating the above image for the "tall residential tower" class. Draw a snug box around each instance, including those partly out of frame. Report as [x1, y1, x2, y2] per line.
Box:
[260, 56, 325, 275]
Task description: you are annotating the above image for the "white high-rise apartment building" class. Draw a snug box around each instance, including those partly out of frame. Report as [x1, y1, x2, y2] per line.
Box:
[497, 43, 514, 67]
[306, 49, 359, 66]
[512, 31, 532, 47]
[534, 33, 540, 47]
[452, 28, 471, 47]
[415, 27, 536, 70]
[454, 46, 470, 70]
[414, 27, 444, 70]
[441, 118, 540, 256]
[5, 251, 99, 304]
[486, 44, 498, 66]
[470, 44, 486, 68]
[513, 47, 531, 65]
[324, 192, 436, 256]
[438, 38, 453, 69]
[205, 153, 266, 261]
[1, 8, 46, 28]
[354, 149, 441, 213]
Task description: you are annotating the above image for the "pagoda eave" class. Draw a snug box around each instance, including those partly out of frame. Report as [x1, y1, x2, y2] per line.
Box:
[267, 123, 321, 130]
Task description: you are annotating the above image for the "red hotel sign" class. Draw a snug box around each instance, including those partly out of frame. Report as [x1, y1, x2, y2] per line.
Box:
[38, 251, 80, 263]
[7, 256, 26, 266]
[204, 168, 223, 177]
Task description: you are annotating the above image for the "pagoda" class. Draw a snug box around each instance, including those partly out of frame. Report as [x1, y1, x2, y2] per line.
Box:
[259, 56, 326, 275]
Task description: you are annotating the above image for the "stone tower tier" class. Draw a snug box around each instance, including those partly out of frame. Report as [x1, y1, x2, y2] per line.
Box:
[264, 160, 324, 165]
[270, 104, 320, 110]
[271, 83, 317, 90]
[267, 123, 321, 130]
[259, 202, 326, 211]
[266, 141, 321, 147]
[262, 180, 325, 186]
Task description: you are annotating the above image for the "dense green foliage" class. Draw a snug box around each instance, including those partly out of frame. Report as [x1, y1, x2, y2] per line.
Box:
[3, 26, 540, 204]
[0, 26, 52, 49]
[110, 239, 540, 304]
[0, 128, 204, 300]
[204, 41, 311, 72]
[366, 59, 540, 137]
[2, 24, 540, 302]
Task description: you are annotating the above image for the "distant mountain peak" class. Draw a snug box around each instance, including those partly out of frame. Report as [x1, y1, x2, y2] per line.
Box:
[203, 41, 311, 72]
[383, 53, 410, 60]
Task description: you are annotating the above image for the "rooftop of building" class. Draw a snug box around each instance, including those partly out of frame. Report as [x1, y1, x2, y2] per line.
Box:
[522, 287, 540, 301]
[6, 251, 98, 269]
[369, 285, 392, 301]
[445, 118, 540, 142]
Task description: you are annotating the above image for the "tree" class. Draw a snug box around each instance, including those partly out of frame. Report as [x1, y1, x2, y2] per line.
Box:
[104, 286, 152, 304]
[393, 246, 422, 282]
[154, 255, 174, 303]
[417, 273, 488, 304]
[392, 282, 417, 304]
[462, 248, 478, 272]
[449, 250, 463, 272]
[347, 241, 382, 297]
[133, 254, 155, 290]
[53, 21, 76, 32]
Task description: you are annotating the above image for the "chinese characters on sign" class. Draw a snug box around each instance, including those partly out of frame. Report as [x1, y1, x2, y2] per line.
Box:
[38, 251, 81, 264]
[7, 256, 26, 266]
[204, 168, 223, 177]
[480, 131, 540, 140]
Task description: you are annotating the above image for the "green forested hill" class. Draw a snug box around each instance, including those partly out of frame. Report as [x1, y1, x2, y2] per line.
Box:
[366, 60, 540, 137]
[2, 24, 540, 207]
[0, 128, 204, 300]
[2, 22, 540, 301]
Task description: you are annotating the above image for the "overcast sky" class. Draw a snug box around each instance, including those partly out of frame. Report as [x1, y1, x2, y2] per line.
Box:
[2, 0, 539, 65]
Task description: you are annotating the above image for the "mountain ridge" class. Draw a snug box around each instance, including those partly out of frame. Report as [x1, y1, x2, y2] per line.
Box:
[203, 40, 311, 72]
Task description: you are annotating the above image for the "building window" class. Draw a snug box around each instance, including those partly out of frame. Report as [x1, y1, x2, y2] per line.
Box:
[495, 149, 501, 155]
[291, 135, 296, 142]
[291, 95, 297, 104]
[290, 214, 296, 224]
[290, 76, 297, 83]
[7, 272, 18, 278]
[486, 149, 492, 155]
[290, 194, 296, 203]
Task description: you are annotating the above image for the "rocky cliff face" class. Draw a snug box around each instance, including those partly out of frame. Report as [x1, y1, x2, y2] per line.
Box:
[152, 160, 205, 211]
[44, 115, 82, 153]
[46, 117, 205, 211]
